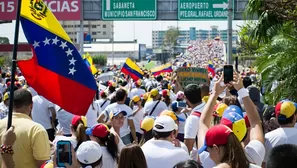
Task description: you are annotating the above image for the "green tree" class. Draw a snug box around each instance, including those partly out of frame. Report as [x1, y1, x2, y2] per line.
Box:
[92, 55, 107, 66]
[164, 27, 180, 47]
[0, 37, 9, 44]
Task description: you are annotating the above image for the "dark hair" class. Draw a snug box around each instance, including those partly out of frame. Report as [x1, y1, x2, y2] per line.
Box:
[13, 89, 33, 109]
[277, 114, 295, 125]
[162, 95, 171, 107]
[174, 160, 203, 168]
[184, 84, 201, 104]
[222, 95, 242, 109]
[221, 133, 249, 168]
[152, 130, 174, 139]
[72, 122, 87, 150]
[139, 129, 153, 146]
[108, 86, 116, 94]
[199, 83, 209, 98]
[97, 132, 119, 162]
[118, 144, 148, 168]
[267, 144, 297, 168]
[115, 89, 127, 102]
[243, 77, 252, 88]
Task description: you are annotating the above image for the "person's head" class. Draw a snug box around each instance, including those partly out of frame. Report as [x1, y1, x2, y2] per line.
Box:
[222, 95, 241, 108]
[99, 91, 107, 99]
[220, 112, 247, 142]
[266, 144, 297, 168]
[13, 89, 33, 115]
[243, 77, 252, 88]
[275, 101, 297, 126]
[152, 116, 178, 141]
[199, 83, 209, 98]
[108, 81, 117, 93]
[130, 95, 142, 109]
[140, 116, 155, 145]
[161, 89, 171, 106]
[71, 115, 88, 149]
[115, 88, 127, 102]
[174, 160, 203, 168]
[184, 84, 202, 108]
[110, 108, 127, 129]
[263, 106, 279, 133]
[176, 91, 185, 101]
[247, 86, 261, 102]
[118, 144, 148, 168]
[171, 101, 182, 113]
[198, 125, 249, 168]
[76, 141, 103, 168]
[150, 88, 160, 100]
[135, 80, 141, 88]
[2, 92, 9, 106]
[86, 123, 118, 161]
[213, 103, 228, 118]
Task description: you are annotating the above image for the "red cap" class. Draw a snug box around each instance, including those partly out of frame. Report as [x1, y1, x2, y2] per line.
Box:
[198, 125, 232, 154]
[99, 91, 106, 97]
[162, 89, 170, 97]
[86, 124, 110, 138]
[71, 115, 87, 127]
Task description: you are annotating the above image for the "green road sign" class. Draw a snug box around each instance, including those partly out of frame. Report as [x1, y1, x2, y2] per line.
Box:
[102, 0, 157, 20]
[178, 0, 233, 20]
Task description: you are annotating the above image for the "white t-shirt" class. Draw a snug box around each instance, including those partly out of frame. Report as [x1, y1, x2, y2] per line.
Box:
[31, 95, 54, 130]
[101, 146, 117, 168]
[177, 112, 187, 134]
[132, 106, 144, 134]
[184, 103, 205, 159]
[200, 140, 265, 168]
[264, 127, 297, 162]
[130, 88, 146, 99]
[104, 103, 134, 137]
[85, 103, 101, 127]
[144, 100, 168, 117]
[141, 139, 190, 168]
[95, 99, 110, 111]
[56, 108, 74, 135]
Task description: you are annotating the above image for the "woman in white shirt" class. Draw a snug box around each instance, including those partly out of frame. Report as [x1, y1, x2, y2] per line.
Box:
[87, 123, 118, 168]
[129, 95, 144, 142]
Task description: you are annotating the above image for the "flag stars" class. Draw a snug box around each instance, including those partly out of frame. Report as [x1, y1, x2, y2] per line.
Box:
[69, 57, 76, 65]
[60, 41, 67, 49]
[32, 41, 40, 49]
[43, 37, 51, 46]
[65, 48, 73, 56]
[68, 67, 76, 75]
[52, 36, 59, 45]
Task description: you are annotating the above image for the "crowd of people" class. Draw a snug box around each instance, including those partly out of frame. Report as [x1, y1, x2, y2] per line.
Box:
[0, 63, 296, 168]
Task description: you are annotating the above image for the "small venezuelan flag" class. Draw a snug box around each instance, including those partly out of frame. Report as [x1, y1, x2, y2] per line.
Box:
[83, 53, 98, 75]
[151, 63, 173, 76]
[121, 58, 144, 81]
[208, 61, 215, 77]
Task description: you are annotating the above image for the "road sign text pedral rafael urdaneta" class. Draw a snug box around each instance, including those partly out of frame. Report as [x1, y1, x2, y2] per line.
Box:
[102, 0, 157, 20]
[178, 0, 233, 20]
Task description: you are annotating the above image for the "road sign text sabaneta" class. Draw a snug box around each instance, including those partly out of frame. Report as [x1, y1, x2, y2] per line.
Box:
[113, 2, 135, 9]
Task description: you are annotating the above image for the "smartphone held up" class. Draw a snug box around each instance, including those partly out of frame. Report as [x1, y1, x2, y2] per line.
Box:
[223, 65, 234, 84]
[56, 140, 72, 167]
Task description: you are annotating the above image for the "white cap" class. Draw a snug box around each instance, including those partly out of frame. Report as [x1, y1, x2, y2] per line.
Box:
[153, 116, 178, 132]
[76, 141, 102, 165]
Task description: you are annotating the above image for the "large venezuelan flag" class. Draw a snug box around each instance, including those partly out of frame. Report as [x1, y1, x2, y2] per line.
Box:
[151, 63, 173, 76]
[17, 0, 97, 116]
[121, 58, 144, 81]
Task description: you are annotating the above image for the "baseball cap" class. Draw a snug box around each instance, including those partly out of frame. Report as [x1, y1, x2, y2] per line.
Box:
[2, 92, 9, 101]
[132, 95, 141, 103]
[135, 80, 141, 86]
[141, 93, 149, 100]
[153, 116, 178, 132]
[150, 88, 159, 97]
[171, 101, 179, 112]
[141, 116, 155, 132]
[86, 123, 110, 138]
[99, 91, 106, 97]
[161, 89, 170, 97]
[220, 112, 247, 142]
[109, 108, 127, 119]
[223, 105, 243, 118]
[71, 115, 87, 127]
[76, 141, 102, 165]
[160, 110, 185, 122]
[198, 125, 233, 154]
[213, 103, 228, 117]
[275, 101, 297, 120]
[176, 91, 184, 100]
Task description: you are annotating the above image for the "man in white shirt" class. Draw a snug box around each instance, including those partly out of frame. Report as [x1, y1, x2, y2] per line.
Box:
[142, 116, 190, 168]
[95, 91, 110, 111]
[31, 95, 57, 141]
[0, 92, 9, 119]
[98, 88, 137, 144]
[183, 84, 206, 159]
[263, 101, 297, 167]
[144, 88, 168, 117]
[129, 80, 146, 99]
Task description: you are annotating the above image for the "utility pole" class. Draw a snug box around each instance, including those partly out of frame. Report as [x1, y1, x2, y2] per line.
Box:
[79, 1, 84, 55]
[227, 0, 233, 65]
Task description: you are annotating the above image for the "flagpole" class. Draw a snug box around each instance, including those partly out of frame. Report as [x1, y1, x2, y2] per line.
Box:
[7, 0, 22, 129]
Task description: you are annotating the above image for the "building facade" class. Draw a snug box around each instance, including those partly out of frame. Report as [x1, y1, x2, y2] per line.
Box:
[59, 21, 113, 43]
[152, 26, 238, 50]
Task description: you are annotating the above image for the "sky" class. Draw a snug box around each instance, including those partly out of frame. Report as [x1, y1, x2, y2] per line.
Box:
[0, 20, 244, 47]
